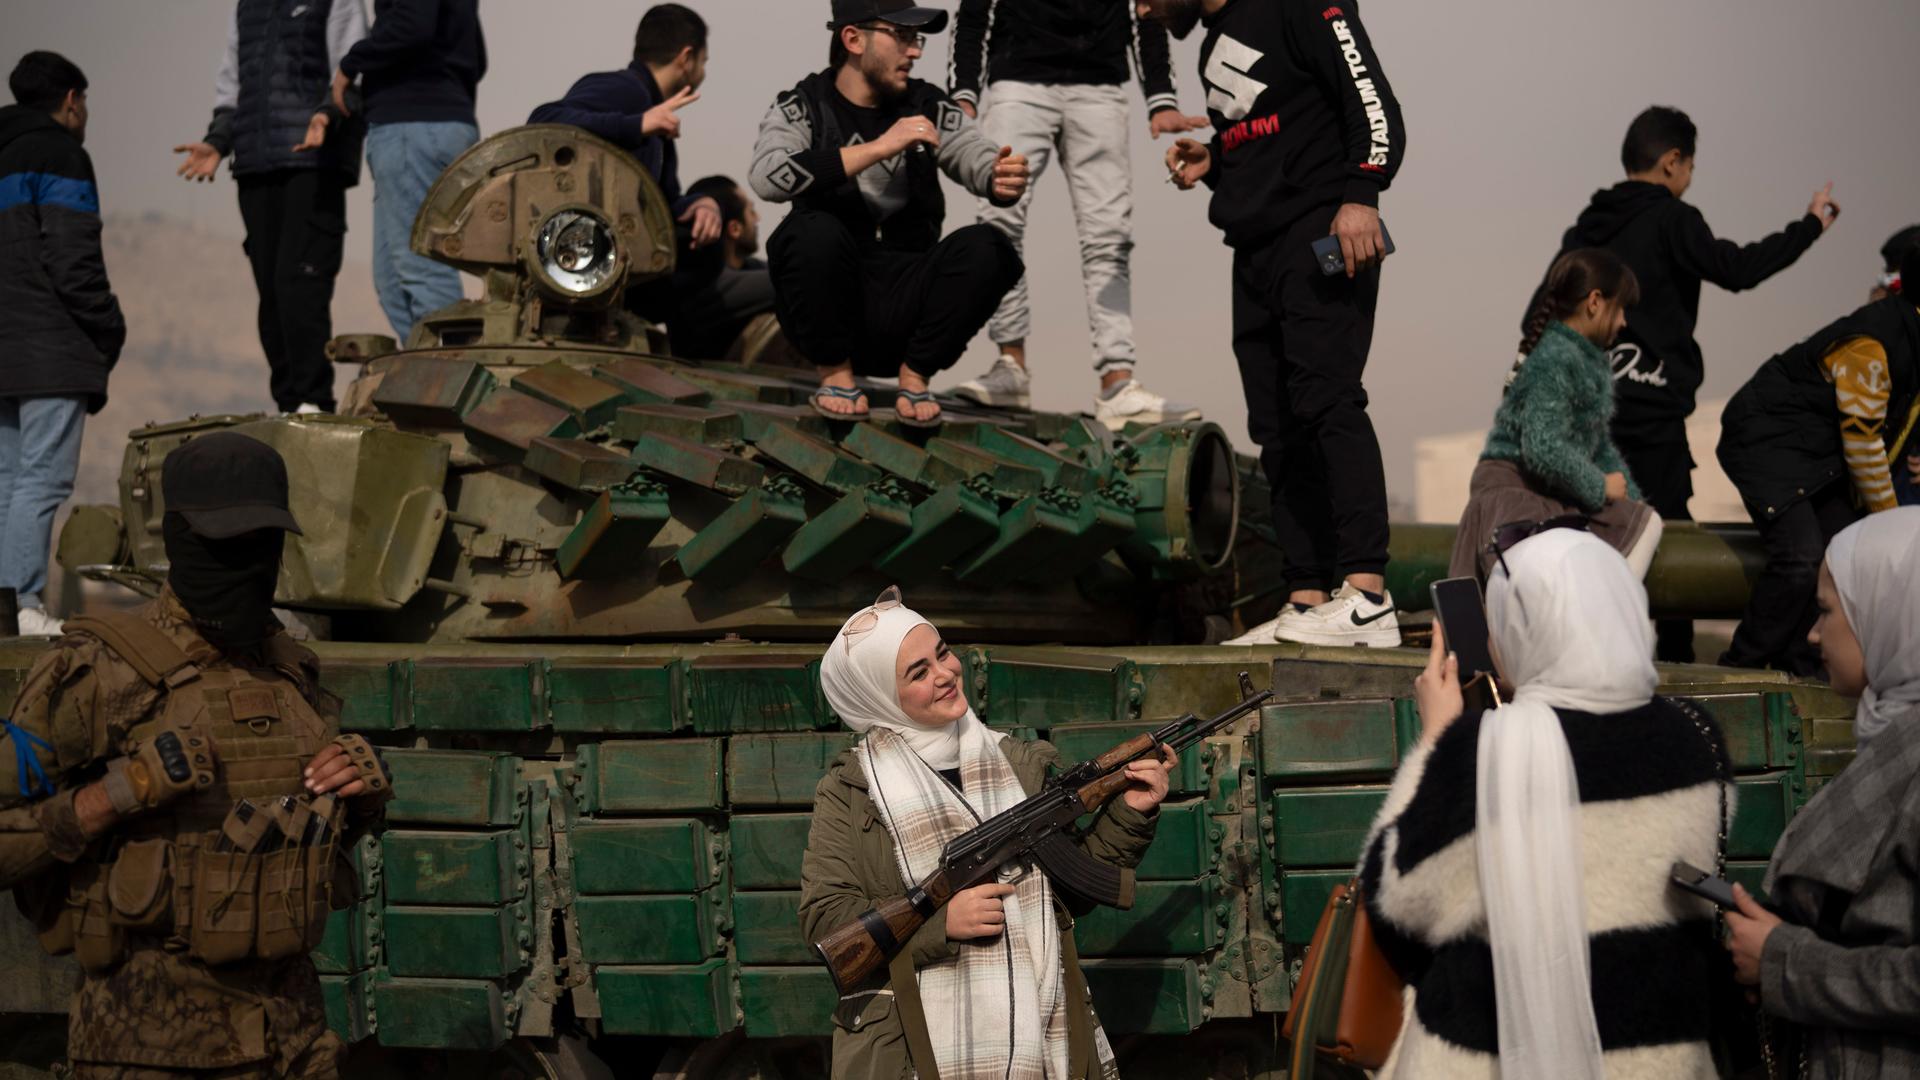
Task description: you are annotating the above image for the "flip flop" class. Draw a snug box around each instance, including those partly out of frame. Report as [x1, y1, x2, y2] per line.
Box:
[810, 384, 869, 420]
[893, 389, 943, 429]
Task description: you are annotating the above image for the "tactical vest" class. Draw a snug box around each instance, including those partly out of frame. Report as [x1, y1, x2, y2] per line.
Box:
[31, 611, 341, 972]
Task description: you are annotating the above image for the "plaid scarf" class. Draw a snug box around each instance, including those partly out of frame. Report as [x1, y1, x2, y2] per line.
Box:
[859, 721, 1071, 1080]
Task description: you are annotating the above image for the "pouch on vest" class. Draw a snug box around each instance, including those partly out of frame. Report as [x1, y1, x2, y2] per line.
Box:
[106, 837, 173, 931]
[253, 835, 335, 960]
[71, 865, 126, 973]
[189, 848, 261, 966]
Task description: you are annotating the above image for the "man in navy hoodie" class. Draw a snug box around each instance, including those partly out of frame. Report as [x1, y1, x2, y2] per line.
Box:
[1531, 106, 1836, 661]
[528, 4, 722, 259]
[0, 52, 125, 636]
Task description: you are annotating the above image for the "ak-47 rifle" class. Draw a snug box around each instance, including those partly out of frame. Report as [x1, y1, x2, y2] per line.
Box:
[812, 672, 1272, 994]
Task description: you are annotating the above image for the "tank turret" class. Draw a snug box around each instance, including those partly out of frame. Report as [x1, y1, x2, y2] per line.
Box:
[62, 127, 1246, 644]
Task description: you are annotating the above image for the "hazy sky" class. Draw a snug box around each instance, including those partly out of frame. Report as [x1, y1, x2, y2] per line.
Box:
[13, 0, 1919, 498]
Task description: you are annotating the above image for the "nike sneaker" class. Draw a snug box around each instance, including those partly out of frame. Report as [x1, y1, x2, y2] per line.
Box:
[1273, 584, 1401, 648]
[1223, 603, 1311, 645]
[953, 355, 1032, 410]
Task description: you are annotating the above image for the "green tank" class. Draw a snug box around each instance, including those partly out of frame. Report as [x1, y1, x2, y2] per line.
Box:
[1, 127, 1855, 1080]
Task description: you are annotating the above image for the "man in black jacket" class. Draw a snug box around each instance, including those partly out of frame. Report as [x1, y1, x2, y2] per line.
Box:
[948, 0, 1208, 428]
[174, 0, 367, 415]
[0, 52, 124, 636]
[749, 0, 1029, 425]
[1715, 244, 1919, 674]
[1533, 106, 1836, 661]
[304, 0, 486, 343]
[1142, 0, 1405, 648]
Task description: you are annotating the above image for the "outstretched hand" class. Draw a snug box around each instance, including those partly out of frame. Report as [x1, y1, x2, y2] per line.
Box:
[1808, 181, 1839, 231]
[1149, 110, 1210, 139]
[174, 142, 224, 181]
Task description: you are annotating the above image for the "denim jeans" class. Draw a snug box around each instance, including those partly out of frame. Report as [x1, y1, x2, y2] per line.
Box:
[366, 121, 478, 341]
[0, 396, 86, 611]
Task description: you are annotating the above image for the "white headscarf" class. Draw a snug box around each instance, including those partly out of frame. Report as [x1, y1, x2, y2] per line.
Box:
[1824, 507, 1920, 746]
[1475, 529, 1658, 1080]
[820, 587, 981, 769]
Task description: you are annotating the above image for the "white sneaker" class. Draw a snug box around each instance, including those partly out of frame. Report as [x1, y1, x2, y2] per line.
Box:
[1093, 378, 1202, 431]
[16, 607, 64, 636]
[1223, 607, 1306, 645]
[294, 403, 326, 415]
[952, 355, 1032, 410]
[1272, 584, 1401, 648]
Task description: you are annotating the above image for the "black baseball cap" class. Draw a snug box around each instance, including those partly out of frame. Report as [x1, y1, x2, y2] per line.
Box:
[162, 432, 304, 539]
[829, 0, 949, 33]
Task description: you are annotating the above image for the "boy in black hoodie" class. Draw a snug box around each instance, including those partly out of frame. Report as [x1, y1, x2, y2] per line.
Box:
[1531, 105, 1836, 661]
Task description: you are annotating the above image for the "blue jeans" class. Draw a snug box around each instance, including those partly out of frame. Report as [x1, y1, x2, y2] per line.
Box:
[366, 121, 478, 341]
[0, 396, 86, 611]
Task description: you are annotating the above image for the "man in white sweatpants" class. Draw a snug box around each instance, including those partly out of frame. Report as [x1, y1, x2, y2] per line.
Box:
[949, 0, 1208, 430]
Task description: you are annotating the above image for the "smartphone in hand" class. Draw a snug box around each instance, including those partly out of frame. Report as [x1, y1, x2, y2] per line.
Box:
[1670, 861, 1741, 909]
[1312, 221, 1396, 276]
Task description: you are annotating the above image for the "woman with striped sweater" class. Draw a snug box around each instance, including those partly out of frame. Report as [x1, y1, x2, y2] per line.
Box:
[1360, 528, 1735, 1078]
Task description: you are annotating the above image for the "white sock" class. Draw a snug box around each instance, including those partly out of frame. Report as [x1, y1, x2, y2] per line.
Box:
[1625, 512, 1664, 580]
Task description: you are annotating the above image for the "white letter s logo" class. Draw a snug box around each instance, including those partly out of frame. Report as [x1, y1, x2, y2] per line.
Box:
[1204, 34, 1268, 122]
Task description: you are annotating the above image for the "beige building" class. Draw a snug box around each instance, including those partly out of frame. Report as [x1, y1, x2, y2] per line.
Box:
[1413, 400, 1746, 524]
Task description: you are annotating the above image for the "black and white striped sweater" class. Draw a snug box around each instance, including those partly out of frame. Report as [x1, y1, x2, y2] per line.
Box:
[1359, 697, 1736, 1079]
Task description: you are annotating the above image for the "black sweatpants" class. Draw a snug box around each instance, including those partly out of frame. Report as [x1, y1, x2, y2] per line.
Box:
[1230, 204, 1390, 591]
[1722, 481, 1860, 676]
[236, 169, 346, 412]
[1617, 428, 1694, 662]
[767, 211, 1022, 378]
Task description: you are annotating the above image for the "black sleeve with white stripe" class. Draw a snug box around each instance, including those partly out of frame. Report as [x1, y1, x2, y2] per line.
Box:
[1290, 0, 1404, 206]
[1132, 5, 1179, 115]
[948, 0, 995, 106]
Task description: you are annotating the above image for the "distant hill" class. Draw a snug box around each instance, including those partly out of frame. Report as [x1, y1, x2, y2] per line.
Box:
[75, 212, 389, 505]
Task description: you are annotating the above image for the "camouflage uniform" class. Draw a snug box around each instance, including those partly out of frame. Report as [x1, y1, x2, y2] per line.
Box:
[0, 588, 380, 1078]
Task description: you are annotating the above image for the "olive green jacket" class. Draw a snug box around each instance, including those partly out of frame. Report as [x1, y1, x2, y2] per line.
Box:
[799, 737, 1159, 1080]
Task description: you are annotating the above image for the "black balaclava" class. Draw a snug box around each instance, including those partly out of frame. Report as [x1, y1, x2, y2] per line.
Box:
[163, 512, 284, 651]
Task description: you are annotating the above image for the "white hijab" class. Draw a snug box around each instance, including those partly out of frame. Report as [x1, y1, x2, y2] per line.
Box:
[1825, 507, 1920, 746]
[820, 588, 983, 769]
[1476, 529, 1658, 1080]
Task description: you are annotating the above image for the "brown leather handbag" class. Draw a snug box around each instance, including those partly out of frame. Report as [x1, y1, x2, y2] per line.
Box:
[1282, 879, 1405, 1075]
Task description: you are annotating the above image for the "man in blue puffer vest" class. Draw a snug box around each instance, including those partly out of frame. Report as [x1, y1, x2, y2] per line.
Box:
[174, 0, 367, 416]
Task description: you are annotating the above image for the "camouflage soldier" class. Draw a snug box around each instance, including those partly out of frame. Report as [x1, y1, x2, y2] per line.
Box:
[0, 432, 392, 1078]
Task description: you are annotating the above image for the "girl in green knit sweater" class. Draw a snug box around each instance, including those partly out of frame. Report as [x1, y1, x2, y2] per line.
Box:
[1450, 249, 1665, 581]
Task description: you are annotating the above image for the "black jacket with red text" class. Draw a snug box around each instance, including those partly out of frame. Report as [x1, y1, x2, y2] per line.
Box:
[1196, 0, 1404, 248]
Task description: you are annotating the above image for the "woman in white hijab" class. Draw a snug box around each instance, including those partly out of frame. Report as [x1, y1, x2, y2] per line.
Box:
[1725, 507, 1920, 1077]
[798, 588, 1176, 1080]
[1359, 528, 1735, 1078]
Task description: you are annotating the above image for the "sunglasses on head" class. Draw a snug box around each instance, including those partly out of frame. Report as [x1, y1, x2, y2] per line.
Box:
[841, 585, 905, 651]
[1482, 514, 1592, 583]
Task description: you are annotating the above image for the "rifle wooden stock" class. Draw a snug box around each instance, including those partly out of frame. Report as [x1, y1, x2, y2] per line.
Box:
[1075, 740, 1176, 813]
[814, 867, 955, 995]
